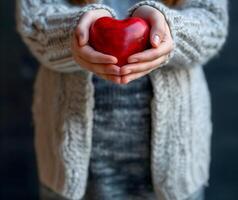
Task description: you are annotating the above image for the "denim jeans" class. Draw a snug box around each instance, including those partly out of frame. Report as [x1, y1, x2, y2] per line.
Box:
[39, 182, 205, 200]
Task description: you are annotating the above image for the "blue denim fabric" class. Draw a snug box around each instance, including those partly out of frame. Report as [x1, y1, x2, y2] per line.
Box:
[39, 182, 205, 200]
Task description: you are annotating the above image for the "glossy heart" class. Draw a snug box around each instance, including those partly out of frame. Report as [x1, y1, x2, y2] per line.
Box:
[89, 16, 151, 66]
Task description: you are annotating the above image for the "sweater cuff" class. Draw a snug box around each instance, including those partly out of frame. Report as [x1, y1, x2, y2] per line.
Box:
[127, 1, 176, 68]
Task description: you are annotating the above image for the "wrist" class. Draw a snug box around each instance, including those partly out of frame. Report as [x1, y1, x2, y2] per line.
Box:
[132, 5, 164, 21]
[96, 9, 113, 17]
[86, 8, 113, 18]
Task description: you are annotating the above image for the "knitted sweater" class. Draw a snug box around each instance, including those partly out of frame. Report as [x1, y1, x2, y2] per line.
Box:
[83, 74, 155, 200]
[16, 0, 229, 200]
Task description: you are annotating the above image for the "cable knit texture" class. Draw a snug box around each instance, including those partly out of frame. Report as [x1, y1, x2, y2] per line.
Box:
[16, 0, 228, 200]
[16, 0, 117, 73]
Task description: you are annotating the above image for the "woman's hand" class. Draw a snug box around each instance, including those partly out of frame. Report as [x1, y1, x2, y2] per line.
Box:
[71, 9, 121, 84]
[120, 5, 174, 84]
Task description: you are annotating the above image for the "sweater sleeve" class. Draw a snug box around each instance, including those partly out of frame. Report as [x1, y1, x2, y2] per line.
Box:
[127, 0, 229, 69]
[16, 0, 117, 73]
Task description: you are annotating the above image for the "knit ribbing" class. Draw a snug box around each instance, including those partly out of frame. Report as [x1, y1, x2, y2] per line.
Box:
[82, 74, 155, 200]
[92, 74, 153, 110]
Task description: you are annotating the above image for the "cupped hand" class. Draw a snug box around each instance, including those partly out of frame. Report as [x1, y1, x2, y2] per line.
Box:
[71, 9, 121, 84]
[120, 5, 174, 84]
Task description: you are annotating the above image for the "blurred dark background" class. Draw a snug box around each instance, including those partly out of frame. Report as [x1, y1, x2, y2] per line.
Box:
[0, 1, 237, 200]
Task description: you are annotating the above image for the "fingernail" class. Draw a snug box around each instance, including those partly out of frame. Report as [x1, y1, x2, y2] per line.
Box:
[113, 58, 118, 64]
[121, 69, 132, 75]
[153, 35, 160, 45]
[114, 68, 120, 75]
[128, 58, 138, 63]
[126, 79, 131, 84]
[126, 70, 132, 74]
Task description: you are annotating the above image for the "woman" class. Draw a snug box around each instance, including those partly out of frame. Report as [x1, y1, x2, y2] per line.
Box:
[16, 0, 228, 200]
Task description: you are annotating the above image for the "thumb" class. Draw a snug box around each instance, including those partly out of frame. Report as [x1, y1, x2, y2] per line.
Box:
[76, 13, 94, 46]
[76, 10, 112, 46]
[150, 18, 166, 48]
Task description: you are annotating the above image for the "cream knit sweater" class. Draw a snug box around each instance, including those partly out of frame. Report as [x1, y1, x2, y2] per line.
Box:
[16, 0, 228, 200]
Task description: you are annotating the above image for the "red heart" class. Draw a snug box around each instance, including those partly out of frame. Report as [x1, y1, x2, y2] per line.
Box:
[89, 16, 151, 67]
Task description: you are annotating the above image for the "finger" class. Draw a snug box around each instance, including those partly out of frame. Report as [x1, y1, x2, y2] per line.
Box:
[128, 40, 173, 63]
[128, 23, 173, 63]
[121, 68, 153, 84]
[76, 10, 112, 46]
[72, 32, 80, 51]
[76, 11, 95, 46]
[74, 55, 121, 75]
[94, 73, 121, 84]
[76, 45, 118, 64]
[121, 54, 168, 75]
[150, 14, 166, 48]
[72, 33, 118, 64]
